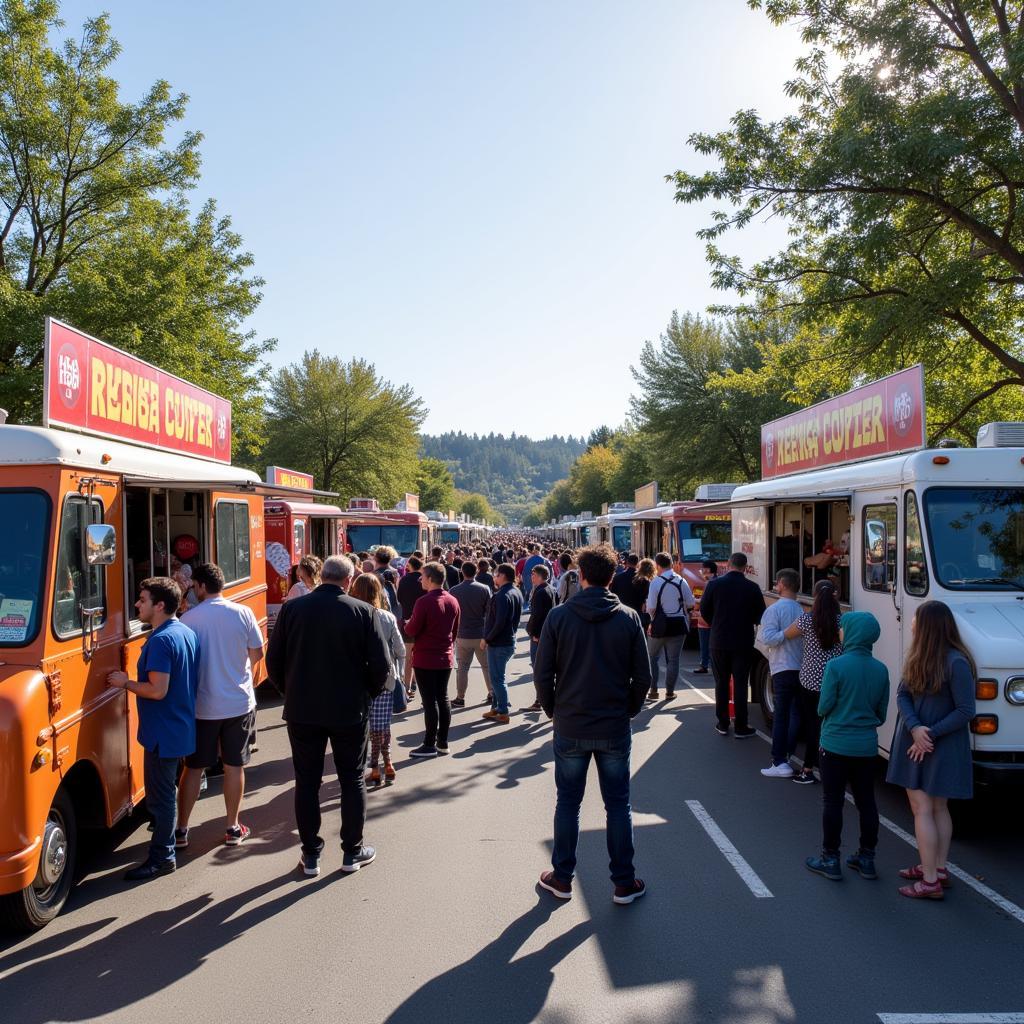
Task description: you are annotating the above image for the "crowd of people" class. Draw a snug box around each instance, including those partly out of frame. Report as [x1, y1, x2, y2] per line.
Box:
[107, 532, 978, 905]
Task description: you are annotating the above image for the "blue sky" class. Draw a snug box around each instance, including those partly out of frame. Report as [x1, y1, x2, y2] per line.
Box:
[59, 1, 804, 439]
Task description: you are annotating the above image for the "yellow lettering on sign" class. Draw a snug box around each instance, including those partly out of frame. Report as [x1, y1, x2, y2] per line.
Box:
[105, 364, 121, 421]
[90, 357, 106, 418]
[121, 371, 135, 427]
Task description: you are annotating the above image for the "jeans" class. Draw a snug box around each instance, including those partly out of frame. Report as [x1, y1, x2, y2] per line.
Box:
[698, 627, 710, 669]
[769, 670, 802, 765]
[710, 646, 754, 731]
[414, 667, 452, 746]
[820, 749, 879, 855]
[529, 637, 539, 670]
[647, 634, 685, 693]
[487, 644, 515, 713]
[551, 731, 635, 886]
[144, 750, 180, 865]
[287, 721, 368, 855]
[797, 685, 822, 771]
[455, 638, 491, 699]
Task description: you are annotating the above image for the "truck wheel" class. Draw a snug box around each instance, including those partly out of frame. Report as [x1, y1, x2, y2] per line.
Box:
[0, 789, 77, 932]
[755, 659, 774, 729]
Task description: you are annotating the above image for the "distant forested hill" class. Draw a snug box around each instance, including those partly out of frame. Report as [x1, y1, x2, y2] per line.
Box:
[420, 432, 586, 523]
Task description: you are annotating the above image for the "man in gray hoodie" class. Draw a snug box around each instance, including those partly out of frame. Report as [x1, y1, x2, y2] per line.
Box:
[534, 544, 652, 906]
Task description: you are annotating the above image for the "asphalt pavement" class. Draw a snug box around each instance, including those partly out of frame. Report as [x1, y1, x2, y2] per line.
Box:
[2, 628, 1023, 1024]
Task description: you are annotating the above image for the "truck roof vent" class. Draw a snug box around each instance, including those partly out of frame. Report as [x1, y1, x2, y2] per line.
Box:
[695, 483, 740, 501]
[348, 497, 380, 511]
[977, 422, 1024, 448]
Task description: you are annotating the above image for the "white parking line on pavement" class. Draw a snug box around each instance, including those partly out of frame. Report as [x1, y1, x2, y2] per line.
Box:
[685, 799, 774, 898]
[877, 1014, 1024, 1023]
[677, 670, 1024, 925]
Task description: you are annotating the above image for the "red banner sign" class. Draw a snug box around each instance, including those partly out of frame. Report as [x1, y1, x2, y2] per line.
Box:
[761, 365, 925, 479]
[266, 466, 315, 490]
[43, 319, 232, 463]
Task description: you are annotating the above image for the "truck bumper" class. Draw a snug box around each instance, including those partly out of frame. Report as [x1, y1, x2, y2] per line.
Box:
[0, 837, 41, 895]
[973, 756, 1024, 786]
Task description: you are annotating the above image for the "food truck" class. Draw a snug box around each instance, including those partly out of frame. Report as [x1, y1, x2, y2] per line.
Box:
[727, 366, 1024, 784]
[262, 466, 343, 632]
[341, 496, 430, 556]
[0, 319, 312, 930]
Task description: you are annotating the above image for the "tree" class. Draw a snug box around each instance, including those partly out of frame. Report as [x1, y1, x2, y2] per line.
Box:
[670, 0, 1024, 442]
[0, 2, 271, 451]
[456, 491, 502, 524]
[585, 425, 614, 451]
[608, 426, 655, 502]
[630, 312, 798, 490]
[414, 457, 454, 513]
[540, 479, 575, 522]
[568, 445, 622, 512]
[264, 351, 426, 504]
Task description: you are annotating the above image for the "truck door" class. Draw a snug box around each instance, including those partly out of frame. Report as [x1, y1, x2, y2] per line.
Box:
[855, 497, 903, 752]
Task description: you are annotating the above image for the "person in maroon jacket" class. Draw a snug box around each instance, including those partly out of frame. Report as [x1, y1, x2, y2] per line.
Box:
[403, 561, 461, 758]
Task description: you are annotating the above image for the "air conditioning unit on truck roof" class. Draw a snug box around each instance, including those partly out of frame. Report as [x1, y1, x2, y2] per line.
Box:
[694, 483, 739, 501]
[977, 422, 1024, 447]
[348, 497, 379, 511]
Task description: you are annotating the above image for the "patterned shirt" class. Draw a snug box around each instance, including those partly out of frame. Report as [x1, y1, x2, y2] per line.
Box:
[797, 613, 843, 692]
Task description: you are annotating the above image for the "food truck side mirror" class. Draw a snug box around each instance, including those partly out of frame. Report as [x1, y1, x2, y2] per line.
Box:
[85, 523, 116, 565]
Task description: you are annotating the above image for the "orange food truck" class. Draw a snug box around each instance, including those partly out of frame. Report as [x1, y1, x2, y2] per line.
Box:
[0, 319, 310, 930]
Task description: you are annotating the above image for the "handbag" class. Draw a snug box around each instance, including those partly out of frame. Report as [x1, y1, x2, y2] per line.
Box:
[650, 577, 688, 639]
[392, 679, 408, 712]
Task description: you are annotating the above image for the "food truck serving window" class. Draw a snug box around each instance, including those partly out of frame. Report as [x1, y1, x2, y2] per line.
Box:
[0, 490, 50, 646]
[216, 501, 251, 584]
[53, 495, 107, 638]
[769, 499, 851, 602]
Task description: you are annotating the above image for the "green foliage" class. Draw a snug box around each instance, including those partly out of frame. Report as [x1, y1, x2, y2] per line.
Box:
[585, 425, 615, 451]
[264, 351, 426, 505]
[568, 445, 621, 512]
[0, 1, 271, 452]
[456, 491, 503, 525]
[419, 431, 586, 521]
[414, 457, 455, 514]
[669, 0, 1024, 442]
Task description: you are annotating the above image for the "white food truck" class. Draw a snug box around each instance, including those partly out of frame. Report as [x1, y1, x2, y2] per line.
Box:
[731, 367, 1024, 787]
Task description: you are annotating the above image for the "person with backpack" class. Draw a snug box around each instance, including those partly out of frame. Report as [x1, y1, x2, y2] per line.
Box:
[557, 553, 580, 604]
[644, 552, 694, 702]
[805, 611, 889, 881]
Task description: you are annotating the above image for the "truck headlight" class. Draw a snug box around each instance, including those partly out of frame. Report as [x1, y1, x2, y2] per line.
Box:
[1005, 677, 1024, 705]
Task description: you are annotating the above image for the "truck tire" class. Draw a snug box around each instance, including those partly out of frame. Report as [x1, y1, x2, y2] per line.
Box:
[0, 788, 77, 932]
[754, 658, 774, 730]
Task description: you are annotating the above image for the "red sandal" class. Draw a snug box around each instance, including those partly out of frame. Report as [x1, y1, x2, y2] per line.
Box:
[898, 864, 952, 889]
[898, 879, 945, 900]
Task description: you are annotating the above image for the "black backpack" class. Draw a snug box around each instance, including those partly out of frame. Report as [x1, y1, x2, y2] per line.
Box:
[650, 577, 688, 638]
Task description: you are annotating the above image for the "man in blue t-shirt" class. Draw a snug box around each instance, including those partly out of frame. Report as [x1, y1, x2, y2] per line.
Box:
[522, 544, 548, 609]
[108, 577, 199, 881]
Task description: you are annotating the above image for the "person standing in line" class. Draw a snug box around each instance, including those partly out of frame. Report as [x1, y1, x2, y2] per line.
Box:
[476, 557, 496, 592]
[556, 553, 580, 604]
[610, 553, 639, 607]
[404, 562, 461, 757]
[630, 559, 656, 630]
[534, 544, 652, 905]
[645, 552, 694, 702]
[699, 552, 766, 739]
[783, 579, 844, 783]
[805, 611, 890, 881]
[107, 578, 199, 881]
[483, 563, 523, 724]
[373, 546, 402, 617]
[886, 601, 977, 900]
[177, 563, 265, 847]
[693, 559, 718, 675]
[350, 572, 405, 786]
[758, 569, 805, 778]
[266, 555, 390, 877]
[451, 560, 493, 709]
[525, 564, 556, 711]
[397, 555, 426, 697]
[522, 543, 547, 608]
[287, 555, 322, 601]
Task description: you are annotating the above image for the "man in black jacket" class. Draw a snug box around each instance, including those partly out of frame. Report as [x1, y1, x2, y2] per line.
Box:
[610, 553, 640, 609]
[266, 555, 391, 878]
[525, 564, 555, 710]
[698, 551, 767, 739]
[482, 564, 523, 723]
[534, 544, 651, 905]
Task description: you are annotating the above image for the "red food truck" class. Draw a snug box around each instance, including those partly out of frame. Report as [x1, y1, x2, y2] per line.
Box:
[341, 497, 430, 557]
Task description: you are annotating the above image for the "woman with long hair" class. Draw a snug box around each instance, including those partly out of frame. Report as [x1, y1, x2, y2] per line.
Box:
[350, 572, 405, 785]
[886, 601, 976, 899]
[784, 578, 843, 784]
[286, 555, 322, 601]
[633, 558, 657, 630]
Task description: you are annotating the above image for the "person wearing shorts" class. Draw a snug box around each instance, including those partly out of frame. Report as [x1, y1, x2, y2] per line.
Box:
[178, 563, 264, 847]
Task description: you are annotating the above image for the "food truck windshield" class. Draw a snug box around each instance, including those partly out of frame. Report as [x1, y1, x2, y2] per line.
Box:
[677, 519, 731, 563]
[346, 523, 419, 555]
[0, 490, 50, 646]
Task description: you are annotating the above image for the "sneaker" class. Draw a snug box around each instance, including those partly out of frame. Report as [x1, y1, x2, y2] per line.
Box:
[646, 690, 659, 702]
[692, 666, 709, 674]
[538, 870, 572, 900]
[299, 852, 321, 877]
[613, 879, 647, 905]
[793, 771, 819, 785]
[481, 709, 500, 720]
[451, 697, 465, 708]
[124, 859, 175, 882]
[715, 724, 729, 736]
[846, 850, 878, 880]
[527, 701, 542, 711]
[435, 744, 450, 756]
[174, 827, 190, 849]
[199, 772, 208, 794]
[489, 713, 510, 724]
[664, 690, 676, 701]
[224, 824, 251, 846]
[410, 745, 438, 758]
[760, 762, 795, 778]
[341, 845, 376, 873]
[806, 853, 842, 881]
[734, 726, 757, 739]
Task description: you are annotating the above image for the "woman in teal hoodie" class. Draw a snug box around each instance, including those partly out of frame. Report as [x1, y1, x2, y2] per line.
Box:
[805, 611, 890, 882]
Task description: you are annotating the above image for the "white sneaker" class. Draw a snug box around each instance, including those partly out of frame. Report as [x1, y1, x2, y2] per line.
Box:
[760, 762, 795, 778]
